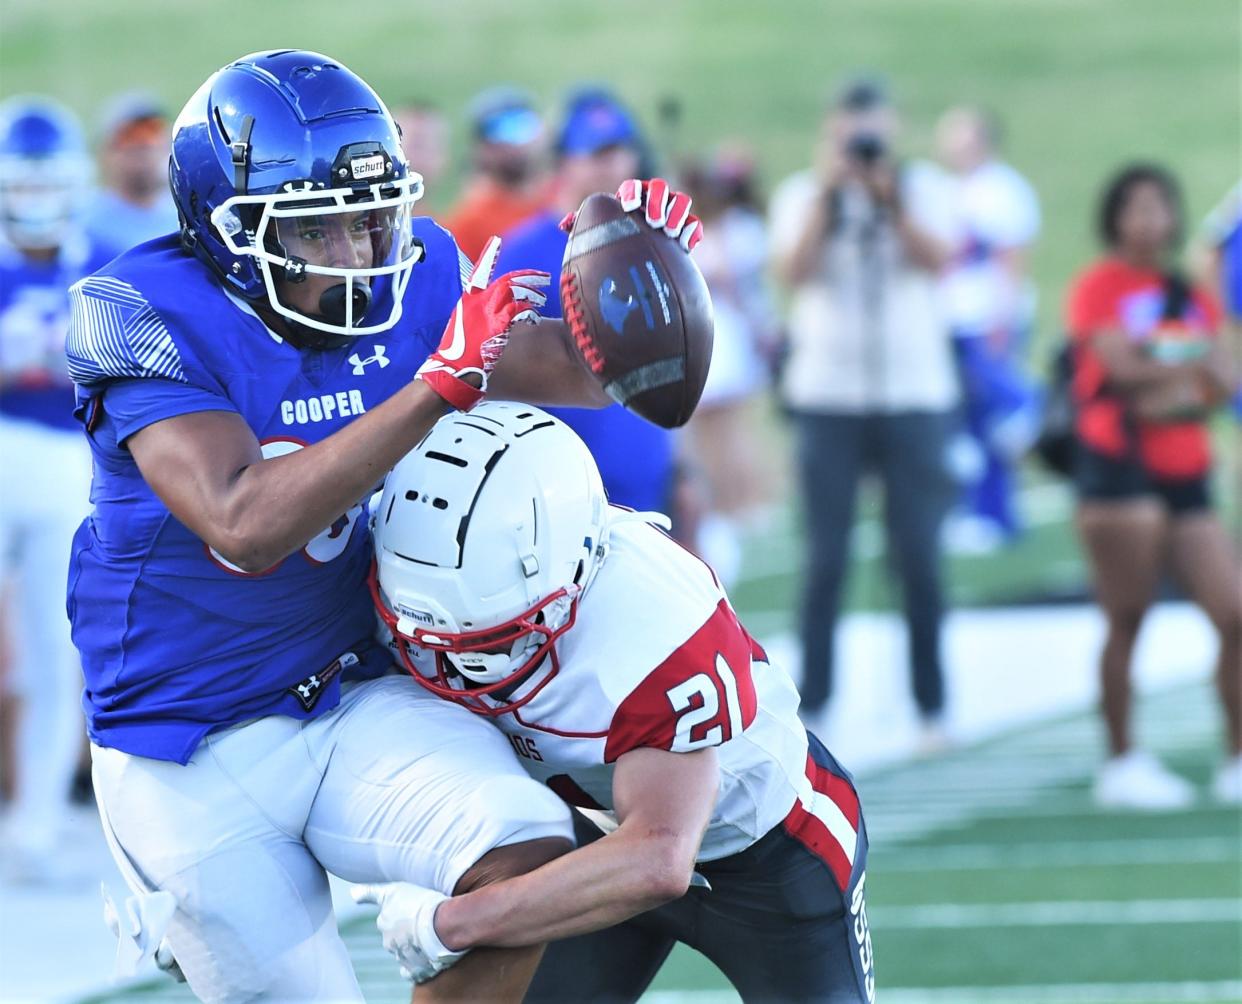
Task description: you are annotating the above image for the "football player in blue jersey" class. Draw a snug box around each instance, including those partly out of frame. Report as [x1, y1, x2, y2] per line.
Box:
[69, 51, 698, 1002]
[0, 96, 118, 881]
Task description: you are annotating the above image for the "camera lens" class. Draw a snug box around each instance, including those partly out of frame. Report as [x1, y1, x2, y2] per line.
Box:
[847, 133, 885, 165]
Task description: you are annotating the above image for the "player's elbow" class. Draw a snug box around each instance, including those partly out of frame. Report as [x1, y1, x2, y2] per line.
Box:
[207, 524, 281, 574]
[636, 839, 697, 904]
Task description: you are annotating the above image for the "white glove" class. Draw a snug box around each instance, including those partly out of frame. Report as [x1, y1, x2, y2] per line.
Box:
[101, 882, 184, 982]
[351, 882, 467, 984]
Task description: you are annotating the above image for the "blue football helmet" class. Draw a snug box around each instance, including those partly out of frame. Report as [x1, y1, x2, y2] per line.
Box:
[170, 50, 424, 338]
[0, 96, 93, 250]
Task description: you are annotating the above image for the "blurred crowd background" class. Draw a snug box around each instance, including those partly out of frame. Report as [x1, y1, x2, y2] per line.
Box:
[0, 0, 1239, 999]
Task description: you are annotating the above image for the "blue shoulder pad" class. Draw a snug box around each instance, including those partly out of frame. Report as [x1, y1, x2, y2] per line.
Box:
[66, 272, 188, 388]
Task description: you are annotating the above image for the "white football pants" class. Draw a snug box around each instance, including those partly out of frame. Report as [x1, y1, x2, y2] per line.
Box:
[0, 416, 91, 856]
[92, 675, 573, 1003]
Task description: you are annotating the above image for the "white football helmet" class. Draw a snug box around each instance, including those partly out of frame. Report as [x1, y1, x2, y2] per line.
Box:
[370, 401, 609, 715]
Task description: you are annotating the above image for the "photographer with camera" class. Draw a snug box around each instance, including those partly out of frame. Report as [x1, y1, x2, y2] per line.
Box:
[771, 76, 959, 748]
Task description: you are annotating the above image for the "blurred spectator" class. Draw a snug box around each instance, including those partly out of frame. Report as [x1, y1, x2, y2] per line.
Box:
[83, 90, 178, 251]
[1192, 181, 1242, 321]
[441, 85, 548, 262]
[936, 106, 1042, 551]
[680, 147, 780, 584]
[0, 587, 15, 803]
[496, 86, 675, 515]
[0, 96, 114, 879]
[1191, 181, 1242, 417]
[391, 99, 449, 215]
[770, 75, 958, 742]
[1068, 163, 1241, 809]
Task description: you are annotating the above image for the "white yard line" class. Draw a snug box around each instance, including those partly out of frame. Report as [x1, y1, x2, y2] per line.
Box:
[643, 985, 1242, 1004]
[876, 898, 1242, 929]
[879, 981, 1242, 1003]
[878, 836, 1241, 871]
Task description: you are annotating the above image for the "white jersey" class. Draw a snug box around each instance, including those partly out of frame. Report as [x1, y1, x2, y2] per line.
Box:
[442, 512, 860, 868]
[939, 159, 1041, 335]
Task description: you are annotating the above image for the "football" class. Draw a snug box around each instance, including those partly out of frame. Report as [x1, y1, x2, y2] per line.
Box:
[560, 192, 714, 429]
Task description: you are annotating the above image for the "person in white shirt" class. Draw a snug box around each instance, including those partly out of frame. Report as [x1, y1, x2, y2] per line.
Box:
[680, 148, 781, 586]
[936, 106, 1042, 550]
[769, 75, 958, 739]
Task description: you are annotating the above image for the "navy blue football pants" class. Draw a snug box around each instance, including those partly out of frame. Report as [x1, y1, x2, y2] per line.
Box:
[523, 735, 874, 1004]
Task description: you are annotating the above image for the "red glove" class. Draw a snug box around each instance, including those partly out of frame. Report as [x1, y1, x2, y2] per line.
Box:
[559, 178, 703, 253]
[416, 236, 549, 410]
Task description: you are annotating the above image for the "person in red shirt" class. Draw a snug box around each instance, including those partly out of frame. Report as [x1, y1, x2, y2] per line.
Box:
[1067, 163, 1241, 809]
[440, 86, 549, 262]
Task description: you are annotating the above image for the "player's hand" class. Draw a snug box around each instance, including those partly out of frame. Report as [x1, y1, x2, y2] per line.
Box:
[416, 236, 550, 411]
[102, 883, 184, 981]
[351, 882, 467, 984]
[558, 178, 703, 253]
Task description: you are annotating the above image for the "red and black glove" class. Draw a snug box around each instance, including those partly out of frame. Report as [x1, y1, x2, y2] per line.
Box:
[416, 236, 550, 410]
[559, 177, 704, 252]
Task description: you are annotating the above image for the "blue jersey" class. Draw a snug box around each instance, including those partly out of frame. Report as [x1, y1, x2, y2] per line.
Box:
[65, 222, 468, 763]
[1222, 216, 1242, 320]
[497, 211, 674, 512]
[0, 233, 118, 430]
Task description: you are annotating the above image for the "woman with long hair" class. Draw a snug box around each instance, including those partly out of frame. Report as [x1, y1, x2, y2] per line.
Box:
[1068, 163, 1241, 810]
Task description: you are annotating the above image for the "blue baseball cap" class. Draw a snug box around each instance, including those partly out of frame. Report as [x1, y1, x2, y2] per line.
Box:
[469, 86, 543, 146]
[556, 88, 637, 156]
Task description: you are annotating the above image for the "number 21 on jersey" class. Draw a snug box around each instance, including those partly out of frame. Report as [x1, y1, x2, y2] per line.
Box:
[666, 652, 746, 751]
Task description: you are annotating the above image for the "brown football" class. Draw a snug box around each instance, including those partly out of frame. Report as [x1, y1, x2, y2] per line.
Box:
[560, 192, 714, 428]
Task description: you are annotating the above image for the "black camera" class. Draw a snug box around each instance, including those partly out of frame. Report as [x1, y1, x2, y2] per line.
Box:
[846, 132, 886, 165]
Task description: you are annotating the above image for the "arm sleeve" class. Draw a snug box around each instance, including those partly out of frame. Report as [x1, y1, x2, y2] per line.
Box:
[104, 377, 238, 444]
[603, 600, 759, 763]
[66, 275, 190, 388]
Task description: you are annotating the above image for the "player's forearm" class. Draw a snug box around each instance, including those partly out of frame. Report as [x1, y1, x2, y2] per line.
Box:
[217, 381, 449, 570]
[433, 823, 698, 950]
[488, 318, 610, 408]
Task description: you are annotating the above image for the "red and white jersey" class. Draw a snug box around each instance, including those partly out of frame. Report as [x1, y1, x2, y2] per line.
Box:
[463, 511, 861, 871]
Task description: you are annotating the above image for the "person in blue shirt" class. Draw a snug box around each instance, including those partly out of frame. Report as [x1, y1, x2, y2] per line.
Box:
[497, 87, 676, 513]
[1194, 182, 1242, 418]
[72, 50, 699, 1002]
[83, 91, 182, 254]
[63, 48, 701, 1002]
[0, 95, 117, 881]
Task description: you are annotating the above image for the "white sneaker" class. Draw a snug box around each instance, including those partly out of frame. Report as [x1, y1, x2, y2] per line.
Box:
[915, 719, 953, 757]
[1093, 751, 1195, 811]
[1211, 754, 1242, 805]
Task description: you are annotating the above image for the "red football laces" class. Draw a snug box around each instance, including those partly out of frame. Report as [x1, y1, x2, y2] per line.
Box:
[560, 271, 606, 375]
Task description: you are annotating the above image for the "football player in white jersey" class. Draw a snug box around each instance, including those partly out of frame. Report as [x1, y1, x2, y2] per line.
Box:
[359, 402, 875, 1003]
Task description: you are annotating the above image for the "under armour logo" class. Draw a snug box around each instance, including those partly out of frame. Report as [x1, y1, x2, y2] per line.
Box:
[348, 345, 389, 375]
[287, 651, 359, 711]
